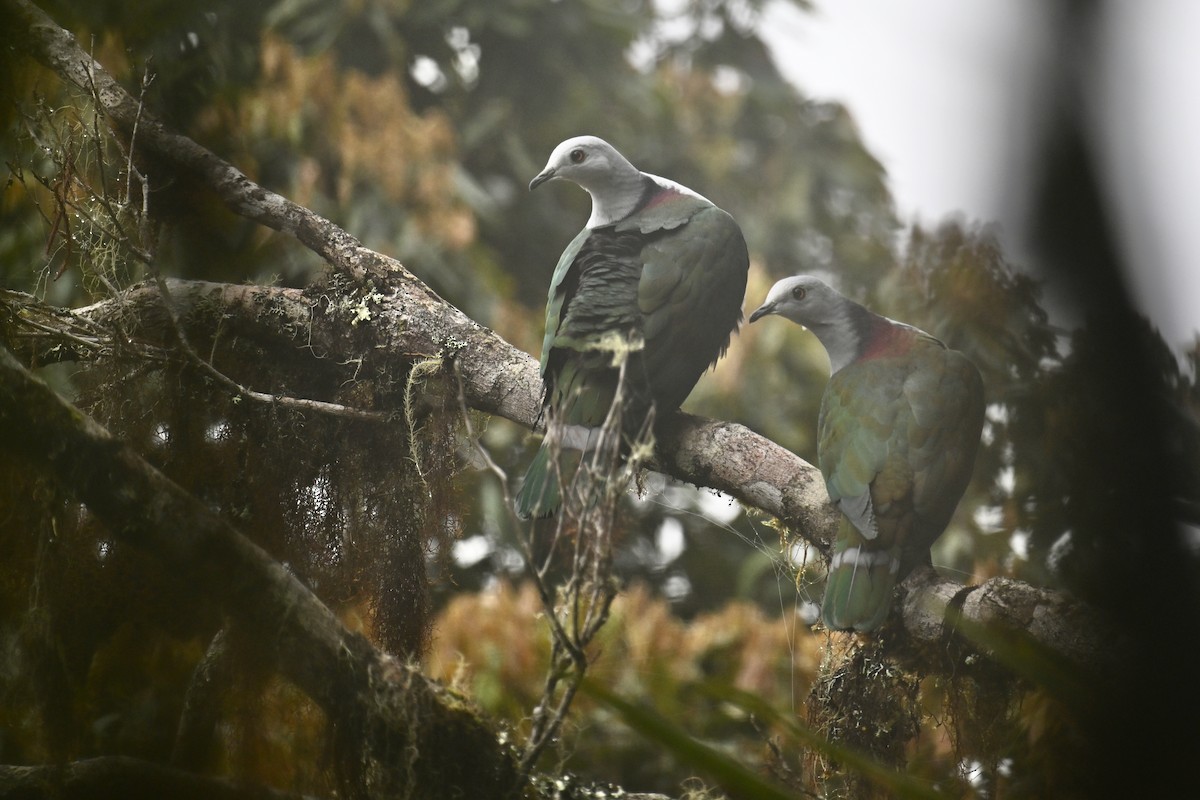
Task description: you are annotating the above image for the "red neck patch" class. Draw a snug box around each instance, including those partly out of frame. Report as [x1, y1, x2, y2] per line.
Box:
[858, 318, 914, 361]
[640, 184, 679, 211]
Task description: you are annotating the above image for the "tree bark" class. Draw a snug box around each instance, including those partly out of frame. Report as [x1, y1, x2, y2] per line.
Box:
[896, 567, 1114, 671]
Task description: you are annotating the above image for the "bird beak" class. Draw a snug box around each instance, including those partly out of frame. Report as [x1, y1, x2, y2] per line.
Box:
[529, 168, 555, 191]
[748, 303, 774, 323]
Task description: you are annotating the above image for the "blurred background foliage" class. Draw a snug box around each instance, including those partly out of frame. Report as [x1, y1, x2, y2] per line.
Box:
[2, 0, 1199, 797]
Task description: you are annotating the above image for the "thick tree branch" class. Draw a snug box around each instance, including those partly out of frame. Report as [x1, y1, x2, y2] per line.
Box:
[1, 280, 840, 547]
[171, 629, 233, 771]
[896, 567, 1113, 669]
[654, 412, 837, 544]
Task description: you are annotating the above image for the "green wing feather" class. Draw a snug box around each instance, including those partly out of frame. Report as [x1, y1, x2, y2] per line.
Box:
[637, 206, 748, 410]
[820, 333, 984, 631]
[538, 227, 592, 375]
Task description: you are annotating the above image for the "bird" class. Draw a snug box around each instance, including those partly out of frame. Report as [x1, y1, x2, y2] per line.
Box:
[750, 276, 985, 631]
[515, 135, 749, 518]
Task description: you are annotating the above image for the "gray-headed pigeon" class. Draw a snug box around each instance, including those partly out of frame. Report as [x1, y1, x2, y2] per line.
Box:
[516, 136, 749, 518]
[750, 276, 985, 631]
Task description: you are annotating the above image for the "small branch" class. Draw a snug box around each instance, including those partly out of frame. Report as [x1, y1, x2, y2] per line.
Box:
[10, 312, 106, 353]
[152, 273, 387, 422]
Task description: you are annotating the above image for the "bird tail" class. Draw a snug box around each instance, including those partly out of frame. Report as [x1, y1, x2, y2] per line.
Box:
[820, 520, 900, 632]
[515, 440, 561, 519]
[515, 440, 591, 519]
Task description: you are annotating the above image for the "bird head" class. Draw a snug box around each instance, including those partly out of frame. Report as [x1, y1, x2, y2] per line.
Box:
[750, 276, 872, 374]
[749, 275, 843, 326]
[529, 136, 637, 193]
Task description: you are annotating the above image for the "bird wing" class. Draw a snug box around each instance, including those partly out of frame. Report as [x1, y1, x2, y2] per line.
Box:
[900, 341, 985, 564]
[820, 335, 984, 561]
[632, 204, 749, 411]
[819, 358, 898, 542]
[539, 227, 591, 375]
[539, 226, 646, 427]
[537, 182, 706, 378]
[540, 191, 748, 423]
[819, 330, 984, 632]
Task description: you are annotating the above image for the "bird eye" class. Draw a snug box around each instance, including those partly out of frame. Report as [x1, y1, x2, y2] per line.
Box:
[790, 286, 807, 300]
[570, 148, 585, 164]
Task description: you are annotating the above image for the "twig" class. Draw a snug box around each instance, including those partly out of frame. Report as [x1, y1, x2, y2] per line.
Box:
[153, 270, 386, 422]
[94, 85, 387, 425]
[452, 359, 513, 504]
[452, 357, 590, 777]
[516, 358, 629, 776]
[10, 313, 106, 353]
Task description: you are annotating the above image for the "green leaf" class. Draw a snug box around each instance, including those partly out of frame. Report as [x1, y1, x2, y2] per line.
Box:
[581, 678, 798, 800]
[584, 675, 948, 800]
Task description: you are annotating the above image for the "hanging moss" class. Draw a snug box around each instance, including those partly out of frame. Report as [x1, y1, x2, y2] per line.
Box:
[804, 637, 923, 799]
[0, 280, 470, 785]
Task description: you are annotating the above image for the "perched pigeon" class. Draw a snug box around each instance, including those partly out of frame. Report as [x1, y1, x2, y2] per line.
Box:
[516, 136, 749, 518]
[750, 276, 985, 631]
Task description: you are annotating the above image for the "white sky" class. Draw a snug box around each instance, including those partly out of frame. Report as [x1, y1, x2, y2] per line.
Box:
[760, 0, 1200, 349]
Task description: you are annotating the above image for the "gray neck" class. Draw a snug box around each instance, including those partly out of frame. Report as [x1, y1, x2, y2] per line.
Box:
[801, 299, 878, 374]
[586, 166, 648, 228]
[807, 317, 860, 374]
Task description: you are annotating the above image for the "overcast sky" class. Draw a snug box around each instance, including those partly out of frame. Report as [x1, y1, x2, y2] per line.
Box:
[760, 0, 1200, 350]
